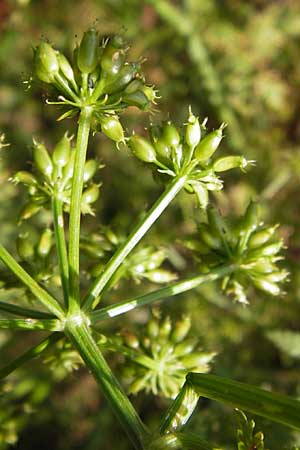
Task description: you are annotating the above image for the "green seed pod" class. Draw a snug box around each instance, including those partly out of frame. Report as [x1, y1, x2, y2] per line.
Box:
[122, 331, 139, 349]
[62, 150, 75, 181]
[128, 135, 157, 163]
[154, 139, 171, 161]
[103, 63, 139, 94]
[129, 378, 147, 394]
[37, 228, 52, 258]
[33, 141, 53, 179]
[100, 46, 125, 76]
[52, 133, 71, 169]
[264, 271, 288, 283]
[83, 159, 98, 183]
[124, 79, 143, 94]
[20, 202, 42, 221]
[207, 205, 228, 239]
[144, 269, 176, 284]
[57, 53, 76, 86]
[162, 122, 180, 148]
[34, 42, 59, 83]
[195, 125, 224, 162]
[16, 235, 35, 261]
[171, 316, 191, 343]
[213, 155, 248, 172]
[81, 184, 100, 205]
[186, 110, 201, 148]
[173, 338, 197, 357]
[180, 352, 214, 369]
[159, 317, 172, 338]
[122, 90, 150, 110]
[99, 115, 125, 144]
[257, 241, 284, 257]
[199, 223, 222, 250]
[142, 85, 157, 103]
[247, 226, 277, 249]
[247, 258, 276, 274]
[147, 319, 159, 339]
[242, 202, 259, 234]
[77, 28, 99, 74]
[253, 278, 281, 296]
[13, 171, 37, 186]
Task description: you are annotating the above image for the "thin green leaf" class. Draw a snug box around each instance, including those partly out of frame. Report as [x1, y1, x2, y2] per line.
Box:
[188, 373, 300, 430]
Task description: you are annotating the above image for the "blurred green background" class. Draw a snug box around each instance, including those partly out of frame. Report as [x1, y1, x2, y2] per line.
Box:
[1, 0, 300, 448]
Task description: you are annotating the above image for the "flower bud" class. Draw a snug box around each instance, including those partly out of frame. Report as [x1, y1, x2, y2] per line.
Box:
[83, 159, 98, 183]
[174, 338, 197, 357]
[77, 28, 99, 74]
[34, 42, 59, 83]
[128, 135, 157, 163]
[253, 278, 281, 296]
[162, 122, 180, 148]
[33, 141, 53, 179]
[195, 124, 224, 162]
[242, 202, 259, 234]
[122, 331, 140, 349]
[213, 155, 249, 172]
[247, 226, 277, 249]
[249, 241, 283, 259]
[99, 115, 125, 144]
[52, 133, 71, 169]
[81, 184, 100, 205]
[147, 319, 159, 339]
[186, 109, 201, 148]
[199, 223, 222, 250]
[20, 202, 42, 221]
[37, 228, 52, 258]
[159, 317, 172, 338]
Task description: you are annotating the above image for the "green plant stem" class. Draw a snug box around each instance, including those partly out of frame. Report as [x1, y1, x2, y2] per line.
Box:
[0, 300, 54, 319]
[65, 318, 150, 450]
[151, 432, 217, 450]
[52, 194, 69, 306]
[68, 106, 92, 313]
[83, 174, 189, 312]
[0, 332, 62, 380]
[89, 264, 234, 325]
[160, 381, 199, 434]
[0, 244, 65, 318]
[0, 318, 62, 331]
[187, 373, 300, 430]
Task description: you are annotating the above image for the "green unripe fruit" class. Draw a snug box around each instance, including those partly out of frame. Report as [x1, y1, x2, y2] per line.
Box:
[199, 223, 222, 250]
[213, 155, 248, 172]
[162, 122, 180, 148]
[195, 126, 223, 162]
[13, 171, 37, 186]
[81, 184, 100, 205]
[142, 85, 157, 103]
[20, 202, 42, 221]
[128, 135, 157, 163]
[247, 227, 276, 249]
[147, 320, 159, 339]
[103, 63, 139, 94]
[145, 269, 176, 284]
[207, 205, 228, 238]
[122, 91, 150, 110]
[77, 28, 99, 74]
[63, 150, 75, 181]
[174, 338, 197, 357]
[123, 332, 139, 349]
[171, 316, 191, 343]
[52, 133, 71, 169]
[33, 142, 53, 179]
[186, 110, 201, 148]
[253, 278, 281, 296]
[37, 228, 52, 258]
[124, 79, 143, 94]
[99, 115, 125, 144]
[16, 235, 35, 261]
[57, 53, 76, 85]
[159, 317, 172, 338]
[100, 46, 125, 76]
[242, 202, 259, 234]
[34, 42, 59, 83]
[83, 159, 98, 183]
[265, 271, 288, 283]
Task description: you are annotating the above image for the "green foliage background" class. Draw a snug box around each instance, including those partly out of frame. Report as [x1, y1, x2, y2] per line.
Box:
[0, 0, 300, 448]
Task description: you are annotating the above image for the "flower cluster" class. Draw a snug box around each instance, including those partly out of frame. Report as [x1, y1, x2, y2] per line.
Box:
[80, 228, 176, 286]
[189, 203, 288, 303]
[12, 134, 101, 220]
[103, 312, 215, 399]
[128, 109, 254, 208]
[34, 29, 156, 137]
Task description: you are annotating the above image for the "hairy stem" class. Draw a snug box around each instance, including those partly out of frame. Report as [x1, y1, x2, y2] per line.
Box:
[83, 174, 189, 312]
[90, 264, 234, 325]
[52, 194, 69, 306]
[0, 244, 65, 318]
[68, 106, 92, 313]
[65, 318, 149, 450]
